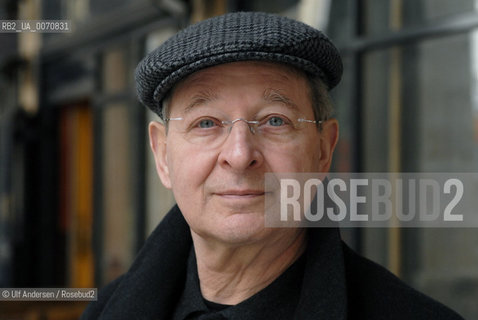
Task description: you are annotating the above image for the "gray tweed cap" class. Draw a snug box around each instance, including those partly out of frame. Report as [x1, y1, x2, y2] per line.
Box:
[135, 11, 343, 118]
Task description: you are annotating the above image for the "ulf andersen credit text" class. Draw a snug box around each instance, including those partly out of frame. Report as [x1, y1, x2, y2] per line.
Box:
[0, 288, 97, 301]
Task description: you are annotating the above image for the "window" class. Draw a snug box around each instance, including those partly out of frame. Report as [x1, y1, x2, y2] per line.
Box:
[327, 1, 478, 318]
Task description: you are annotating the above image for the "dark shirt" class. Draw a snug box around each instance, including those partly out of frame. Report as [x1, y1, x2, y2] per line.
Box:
[203, 299, 230, 312]
[173, 248, 306, 320]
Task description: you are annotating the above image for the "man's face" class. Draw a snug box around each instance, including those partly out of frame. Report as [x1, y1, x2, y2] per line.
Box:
[149, 61, 338, 245]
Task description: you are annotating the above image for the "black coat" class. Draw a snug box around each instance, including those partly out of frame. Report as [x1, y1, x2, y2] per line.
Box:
[81, 205, 463, 319]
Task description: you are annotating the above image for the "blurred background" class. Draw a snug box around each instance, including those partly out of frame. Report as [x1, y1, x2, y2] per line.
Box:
[0, 0, 477, 319]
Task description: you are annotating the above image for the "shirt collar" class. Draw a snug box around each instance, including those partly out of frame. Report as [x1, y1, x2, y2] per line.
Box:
[173, 246, 306, 320]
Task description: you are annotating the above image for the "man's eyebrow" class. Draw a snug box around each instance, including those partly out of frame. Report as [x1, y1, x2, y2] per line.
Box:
[183, 89, 218, 114]
[262, 88, 299, 111]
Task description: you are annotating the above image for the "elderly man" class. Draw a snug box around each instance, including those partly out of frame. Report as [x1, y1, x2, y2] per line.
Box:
[82, 12, 463, 319]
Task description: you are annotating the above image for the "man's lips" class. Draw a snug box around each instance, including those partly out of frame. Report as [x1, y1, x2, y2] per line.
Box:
[214, 190, 265, 197]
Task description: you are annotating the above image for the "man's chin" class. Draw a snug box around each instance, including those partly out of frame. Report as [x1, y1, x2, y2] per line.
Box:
[198, 214, 270, 246]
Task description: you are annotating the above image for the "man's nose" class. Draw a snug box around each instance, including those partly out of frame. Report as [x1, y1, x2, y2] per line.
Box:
[218, 120, 263, 171]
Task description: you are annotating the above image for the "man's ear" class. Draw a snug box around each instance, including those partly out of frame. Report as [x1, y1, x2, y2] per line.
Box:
[149, 121, 172, 189]
[318, 119, 339, 172]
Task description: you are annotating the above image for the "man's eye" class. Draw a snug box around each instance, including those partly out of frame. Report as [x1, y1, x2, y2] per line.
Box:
[267, 116, 286, 127]
[198, 119, 216, 128]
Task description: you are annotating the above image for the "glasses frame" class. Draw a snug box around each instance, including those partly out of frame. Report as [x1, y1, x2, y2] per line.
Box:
[165, 117, 322, 134]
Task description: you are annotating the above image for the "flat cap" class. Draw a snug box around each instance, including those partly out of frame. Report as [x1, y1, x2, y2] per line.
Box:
[135, 11, 343, 117]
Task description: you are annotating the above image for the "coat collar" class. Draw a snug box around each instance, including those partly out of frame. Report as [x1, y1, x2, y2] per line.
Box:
[99, 205, 347, 319]
[298, 224, 348, 319]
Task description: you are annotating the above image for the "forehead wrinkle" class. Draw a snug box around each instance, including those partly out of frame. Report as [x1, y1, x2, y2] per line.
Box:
[262, 88, 300, 112]
[183, 88, 219, 114]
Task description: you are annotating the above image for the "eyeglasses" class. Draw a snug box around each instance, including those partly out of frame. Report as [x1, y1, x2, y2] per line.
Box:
[165, 112, 321, 149]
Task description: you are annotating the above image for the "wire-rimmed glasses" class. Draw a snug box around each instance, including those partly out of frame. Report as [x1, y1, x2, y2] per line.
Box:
[165, 111, 321, 149]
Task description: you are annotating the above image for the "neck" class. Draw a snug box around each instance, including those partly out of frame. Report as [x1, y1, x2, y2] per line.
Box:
[191, 229, 307, 305]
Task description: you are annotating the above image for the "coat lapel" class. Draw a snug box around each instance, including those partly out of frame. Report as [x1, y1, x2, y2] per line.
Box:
[296, 227, 348, 319]
[100, 205, 192, 319]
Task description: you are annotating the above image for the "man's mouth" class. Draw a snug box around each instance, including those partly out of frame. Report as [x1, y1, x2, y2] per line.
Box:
[215, 190, 265, 197]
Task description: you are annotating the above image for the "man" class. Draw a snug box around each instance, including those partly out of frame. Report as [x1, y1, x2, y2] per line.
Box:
[82, 12, 463, 319]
